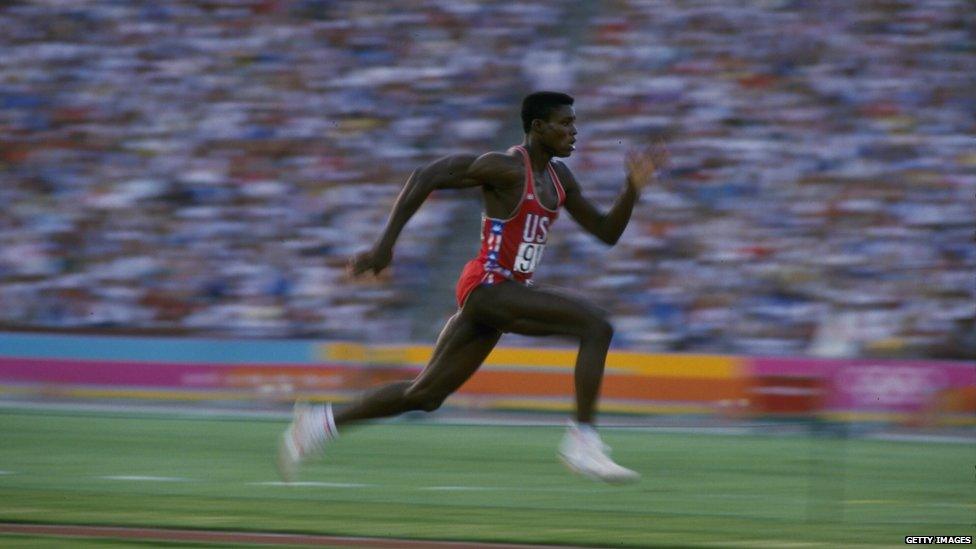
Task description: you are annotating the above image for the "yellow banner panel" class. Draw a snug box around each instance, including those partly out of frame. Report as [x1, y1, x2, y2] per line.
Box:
[319, 343, 741, 379]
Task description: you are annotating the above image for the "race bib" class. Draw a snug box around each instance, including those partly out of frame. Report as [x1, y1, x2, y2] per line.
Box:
[514, 242, 545, 274]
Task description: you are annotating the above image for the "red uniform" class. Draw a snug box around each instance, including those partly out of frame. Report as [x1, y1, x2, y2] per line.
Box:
[455, 145, 566, 307]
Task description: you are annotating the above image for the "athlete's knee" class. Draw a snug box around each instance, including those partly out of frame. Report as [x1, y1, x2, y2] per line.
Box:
[403, 386, 447, 413]
[584, 310, 614, 342]
[414, 392, 447, 412]
[420, 395, 446, 412]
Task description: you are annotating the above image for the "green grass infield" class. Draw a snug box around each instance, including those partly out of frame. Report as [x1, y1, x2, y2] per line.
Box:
[0, 408, 971, 547]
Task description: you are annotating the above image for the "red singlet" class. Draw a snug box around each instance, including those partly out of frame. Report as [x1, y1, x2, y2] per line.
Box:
[455, 145, 566, 307]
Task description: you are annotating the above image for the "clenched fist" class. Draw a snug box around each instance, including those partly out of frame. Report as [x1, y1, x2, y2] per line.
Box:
[348, 246, 392, 277]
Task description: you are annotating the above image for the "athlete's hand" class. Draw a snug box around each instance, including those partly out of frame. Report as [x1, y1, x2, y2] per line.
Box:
[349, 246, 392, 277]
[625, 141, 669, 191]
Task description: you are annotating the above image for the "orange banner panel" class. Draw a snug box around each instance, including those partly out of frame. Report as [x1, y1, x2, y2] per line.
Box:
[458, 370, 748, 402]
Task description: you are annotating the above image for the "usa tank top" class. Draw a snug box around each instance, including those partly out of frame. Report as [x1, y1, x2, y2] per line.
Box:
[475, 145, 566, 285]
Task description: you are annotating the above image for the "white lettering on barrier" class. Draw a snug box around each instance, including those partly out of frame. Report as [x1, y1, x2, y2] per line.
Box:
[840, 365, 948, 406]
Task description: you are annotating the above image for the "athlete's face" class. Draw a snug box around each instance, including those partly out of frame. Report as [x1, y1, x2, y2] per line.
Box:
[538, 105, 577, 158]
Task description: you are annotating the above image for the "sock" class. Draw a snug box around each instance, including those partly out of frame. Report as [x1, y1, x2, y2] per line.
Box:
[324, 403, 339, 439]
[570, 420, 596, 436]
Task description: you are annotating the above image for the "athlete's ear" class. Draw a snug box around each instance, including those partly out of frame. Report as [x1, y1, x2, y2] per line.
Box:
[530, 118, 546, 134]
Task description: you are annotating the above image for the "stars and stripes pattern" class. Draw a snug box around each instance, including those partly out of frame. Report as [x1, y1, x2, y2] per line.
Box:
[483, 218, 507, 284]
[457, 145, 565, 306]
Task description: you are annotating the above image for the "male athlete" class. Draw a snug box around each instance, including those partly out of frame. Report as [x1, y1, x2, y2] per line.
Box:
[278, 92, 668, 483]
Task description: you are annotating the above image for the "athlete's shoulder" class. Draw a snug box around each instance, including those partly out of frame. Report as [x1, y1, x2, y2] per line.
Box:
[549, 158, 574, 173]
[470, 150, 523, 180]
[473, 150, 521, 167]
[549, 159, 580, 190]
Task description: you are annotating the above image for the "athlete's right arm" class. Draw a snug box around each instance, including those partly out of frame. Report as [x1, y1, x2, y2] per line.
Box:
[350, 153, 499, 276]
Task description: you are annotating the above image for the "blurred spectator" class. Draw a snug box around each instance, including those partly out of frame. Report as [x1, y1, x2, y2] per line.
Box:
[0, 0, 973, 359]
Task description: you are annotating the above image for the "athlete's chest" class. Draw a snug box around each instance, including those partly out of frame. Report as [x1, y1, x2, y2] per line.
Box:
[483, 167, 561, 218]
[530, 169, 561, 211]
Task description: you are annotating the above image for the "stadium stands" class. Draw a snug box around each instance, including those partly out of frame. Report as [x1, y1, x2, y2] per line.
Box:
[0, 0, 972, 359]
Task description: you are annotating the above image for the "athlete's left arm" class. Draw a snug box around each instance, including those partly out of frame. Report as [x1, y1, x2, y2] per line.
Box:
[558, 145, 667, 246]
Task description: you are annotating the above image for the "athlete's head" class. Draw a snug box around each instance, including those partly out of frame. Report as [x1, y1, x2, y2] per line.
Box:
[521, 91, 577, 157]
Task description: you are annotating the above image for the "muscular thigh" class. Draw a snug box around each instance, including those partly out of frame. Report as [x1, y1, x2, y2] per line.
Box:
[464, 281, 607, 337]
[408, 312, 501, 396]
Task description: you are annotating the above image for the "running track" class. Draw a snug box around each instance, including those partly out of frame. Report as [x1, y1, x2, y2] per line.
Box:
[0, 523, 600, 548]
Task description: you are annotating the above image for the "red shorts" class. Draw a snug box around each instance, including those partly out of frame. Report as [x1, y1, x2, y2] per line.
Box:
[455, 259, 491, 308]
[455, 260, 532, 308]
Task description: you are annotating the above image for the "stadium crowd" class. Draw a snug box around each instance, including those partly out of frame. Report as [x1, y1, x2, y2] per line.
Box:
[1, 0, 973, 359]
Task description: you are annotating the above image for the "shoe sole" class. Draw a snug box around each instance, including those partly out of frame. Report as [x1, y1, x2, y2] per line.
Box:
[558, 453, 641, 485]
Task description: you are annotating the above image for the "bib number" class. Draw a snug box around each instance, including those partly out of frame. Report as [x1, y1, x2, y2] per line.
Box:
[514, 242, 545, 274]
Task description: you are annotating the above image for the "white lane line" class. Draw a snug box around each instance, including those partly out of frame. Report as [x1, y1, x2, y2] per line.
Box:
[421, 486, 501, 492]
[101, 476, 189, 482]
[251, 481, 372, 488]
[0, 471, 13, 475]
[868, 433, 975, 444]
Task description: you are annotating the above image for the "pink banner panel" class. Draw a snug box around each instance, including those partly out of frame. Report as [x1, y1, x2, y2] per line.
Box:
[750, 357, 976, 414]
[0, 357, 417, 394]
[0, 358, 219, 388]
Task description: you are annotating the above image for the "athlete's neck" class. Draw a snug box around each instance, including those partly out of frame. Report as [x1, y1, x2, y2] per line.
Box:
[520, 139, 554, 173]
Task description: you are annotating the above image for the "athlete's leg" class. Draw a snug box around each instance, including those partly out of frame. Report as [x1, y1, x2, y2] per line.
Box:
[465, 281, 639, 483]
[278, 309, 500, 482]
[465, 282, 612, 424]
[332, 311, 501, 427]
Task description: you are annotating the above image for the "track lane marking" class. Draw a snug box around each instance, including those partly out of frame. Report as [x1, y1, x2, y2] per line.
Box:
[0, 523, 593, 548]
[101, 476, 189, 482]
[251, 481, 373, 488]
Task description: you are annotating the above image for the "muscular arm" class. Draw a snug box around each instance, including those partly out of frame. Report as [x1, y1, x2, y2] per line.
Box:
[558, 144, 666, 246]
[559, 165, 639, 246]
[373, 154, 479, 253]
[350, 152, 502, 275]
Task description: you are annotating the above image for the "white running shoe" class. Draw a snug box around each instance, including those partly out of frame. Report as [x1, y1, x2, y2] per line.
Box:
[276, 402, 338, 482]
[558, 423, 640, 484]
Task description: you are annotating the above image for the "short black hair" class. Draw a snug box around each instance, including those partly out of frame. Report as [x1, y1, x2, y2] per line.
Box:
[521, 91, 574, 134]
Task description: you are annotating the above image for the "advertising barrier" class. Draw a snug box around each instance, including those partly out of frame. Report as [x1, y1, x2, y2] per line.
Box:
[0, 332, 972, 423]
[748, 357, 975, 424]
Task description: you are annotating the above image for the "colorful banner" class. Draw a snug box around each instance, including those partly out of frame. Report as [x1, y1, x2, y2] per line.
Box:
[748, 357, 976, 420]
[0, 332, 972, 422]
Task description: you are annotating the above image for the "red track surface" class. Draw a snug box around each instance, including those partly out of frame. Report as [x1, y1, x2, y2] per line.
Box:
[0, 523, 600, 548]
